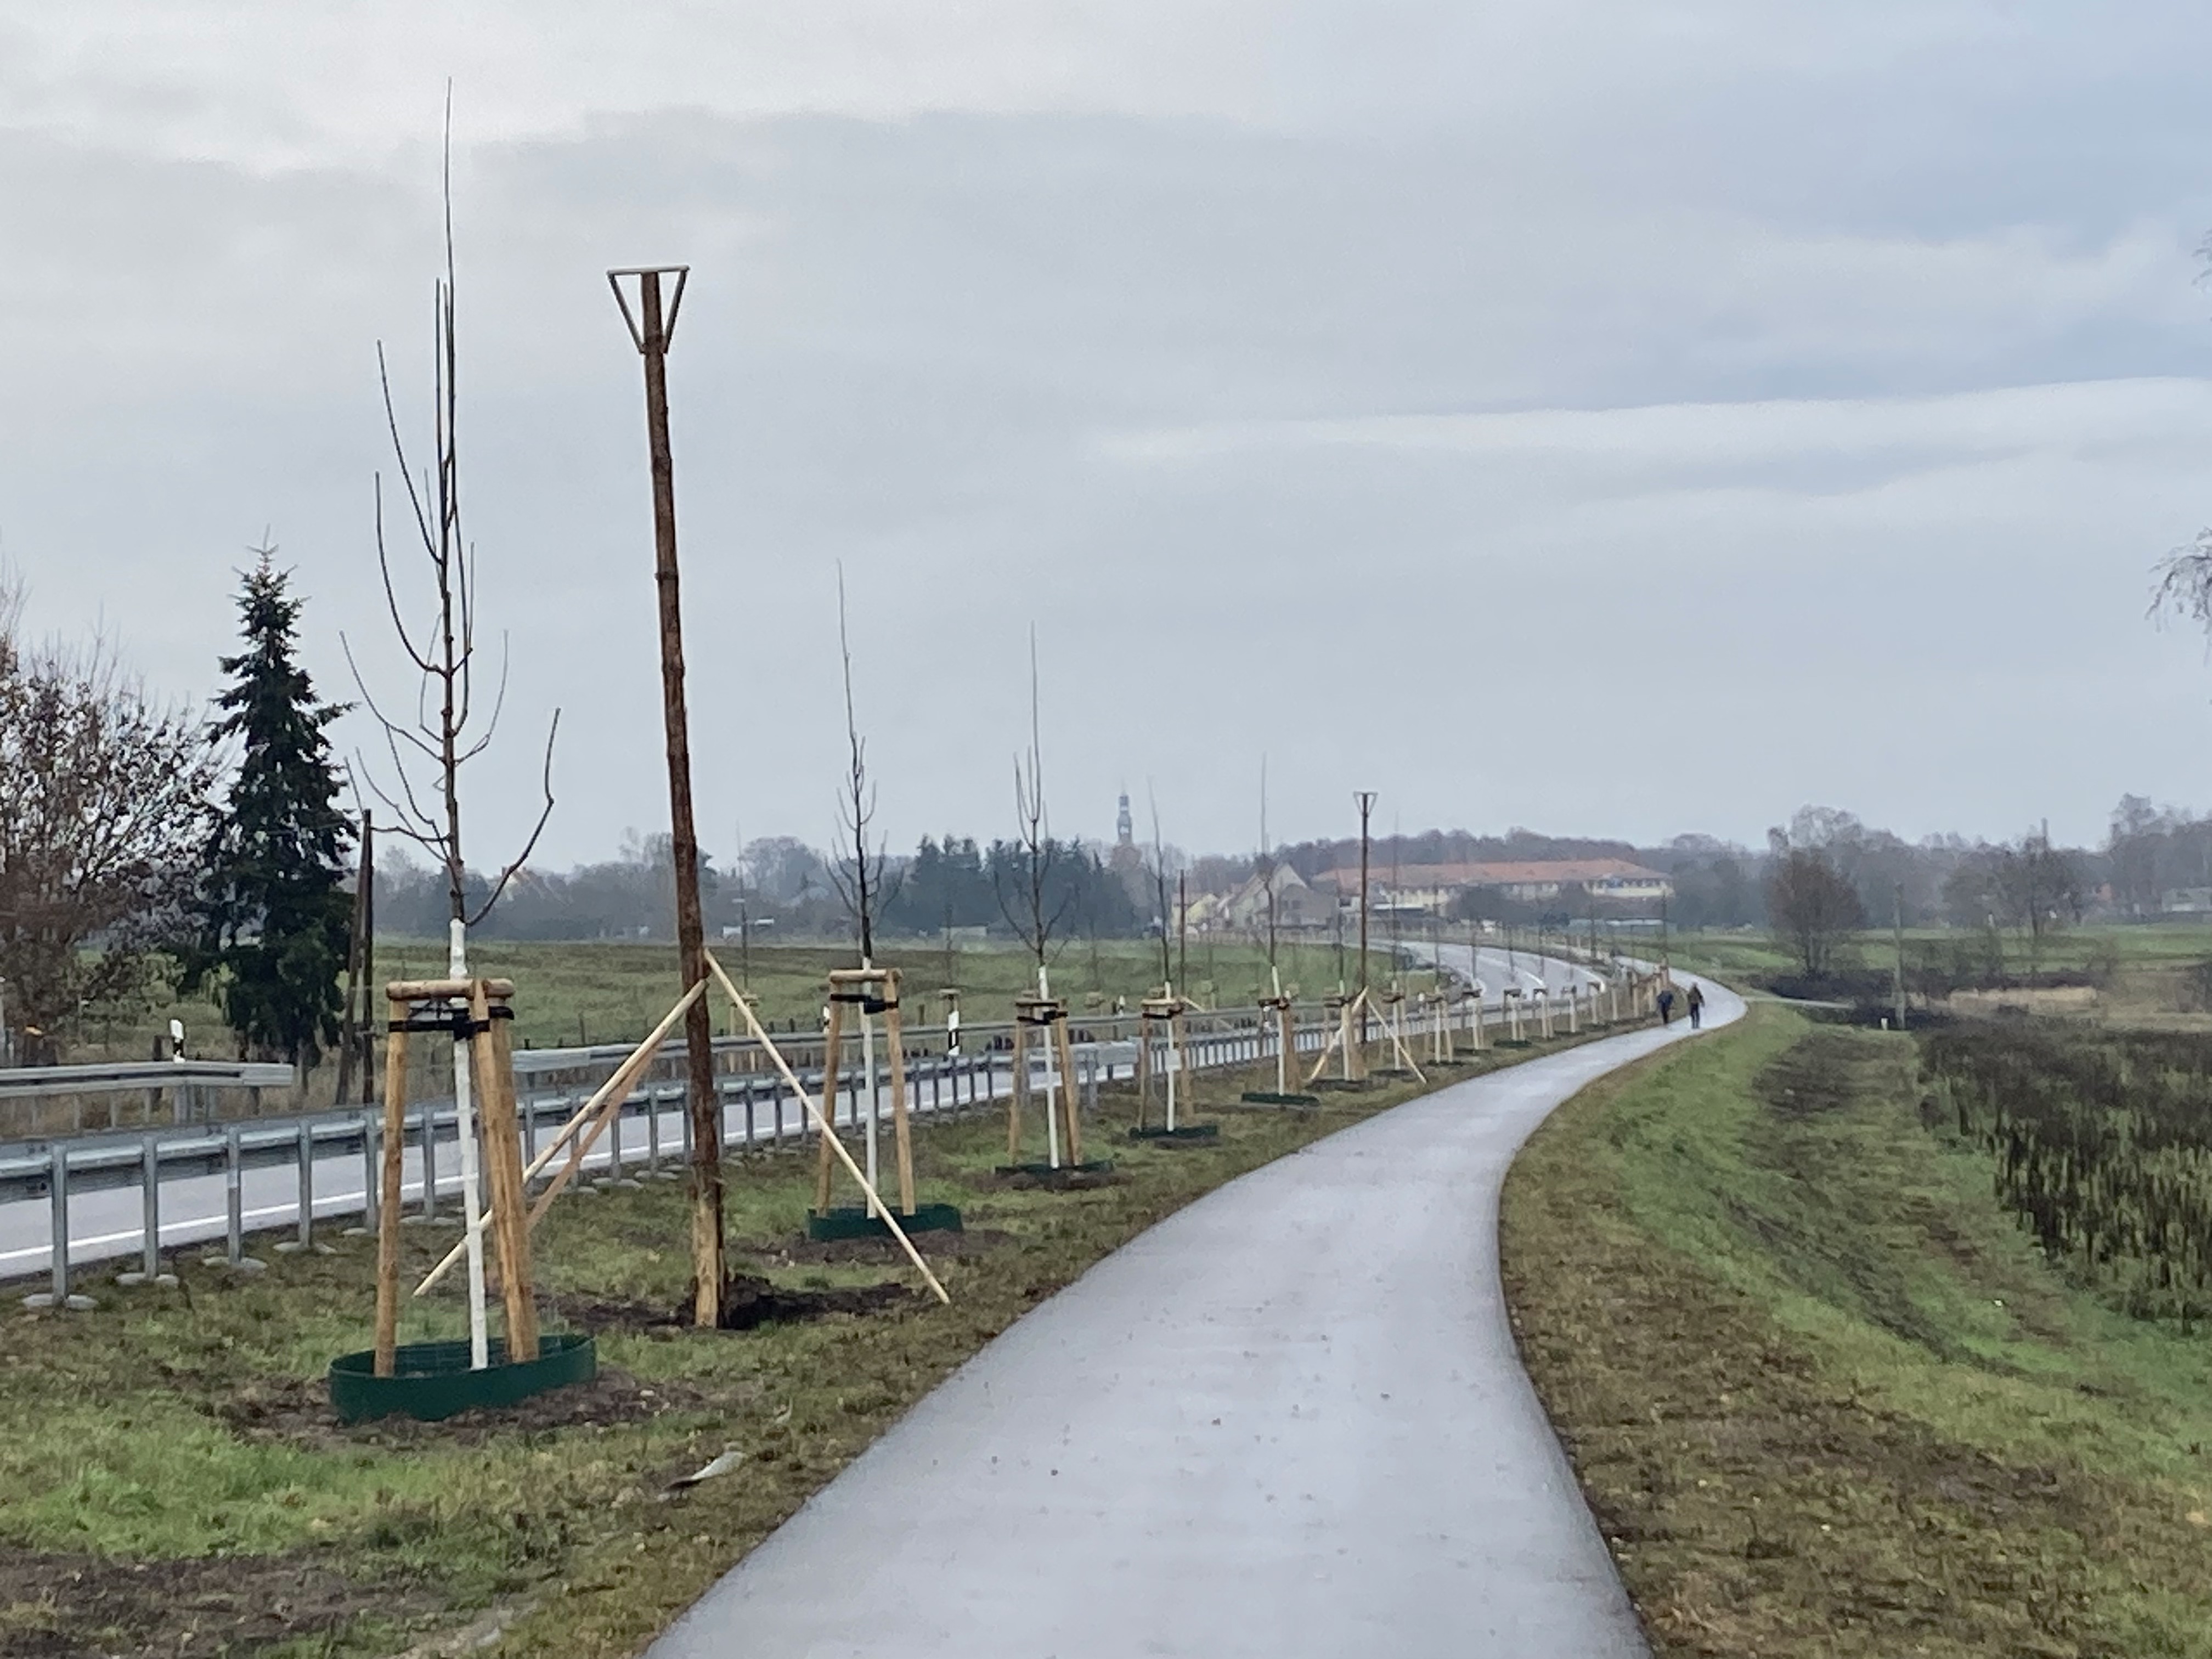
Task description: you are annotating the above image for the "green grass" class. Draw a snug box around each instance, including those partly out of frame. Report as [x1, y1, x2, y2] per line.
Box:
[1, 1016, 1599, 1658]
[1502, 1003, 2212, 1656]
[32, 936, 1428, 1127]
[65, 935, 1414, 1066]
[1663, 922, 2212, 985]
[416, 936, 1401, 1051]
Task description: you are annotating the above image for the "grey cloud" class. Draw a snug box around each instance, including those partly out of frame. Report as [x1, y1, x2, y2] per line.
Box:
[3, 6, 2212, 866]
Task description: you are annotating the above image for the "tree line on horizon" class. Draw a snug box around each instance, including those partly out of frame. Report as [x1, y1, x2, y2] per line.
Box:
[0, 563, 2196, 1074]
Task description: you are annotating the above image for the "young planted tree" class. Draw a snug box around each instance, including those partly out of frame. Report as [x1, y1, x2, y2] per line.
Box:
[1148, 792, 1173, 989]
[827, 568, 895, 962]
[825, 569, 902, 1191]
[345, 129, 558, 1369]
[0, 573, 221, 1060]
[183, 548, 354, 1079]
[997, 631, 1068, 988]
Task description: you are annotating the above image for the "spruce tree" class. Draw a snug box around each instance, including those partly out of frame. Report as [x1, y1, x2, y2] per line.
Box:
[187, 551, 354, 1073]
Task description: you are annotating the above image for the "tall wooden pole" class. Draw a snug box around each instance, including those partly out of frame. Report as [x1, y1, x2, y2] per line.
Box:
[610, 264, 721, 1327]
[336, 812, 371, 1107]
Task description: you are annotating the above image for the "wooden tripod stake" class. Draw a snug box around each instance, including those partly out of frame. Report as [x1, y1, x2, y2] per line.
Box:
[815, 968, 916, 1217]
[1138, 992, 1189, 1131]
[1010, 995, 1081, 1168]
[374, 978, 537, 1379]
[1260, 994, 1295, 1096]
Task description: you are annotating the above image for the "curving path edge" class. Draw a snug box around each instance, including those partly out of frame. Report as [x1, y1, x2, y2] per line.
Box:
[649, 978, 1744, 1659]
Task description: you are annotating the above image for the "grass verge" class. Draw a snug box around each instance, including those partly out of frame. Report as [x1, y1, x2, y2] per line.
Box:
[1502, 1002, 2212, 1657]
[3, 1024, 1604, 1658]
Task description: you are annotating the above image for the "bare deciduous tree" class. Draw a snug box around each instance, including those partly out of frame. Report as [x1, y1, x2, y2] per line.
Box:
[1765, 847, 1864, 979]
[0, 574, 221, 1058]
[1997, 827, 2082, 982]
[2153, 529, 2212, 641]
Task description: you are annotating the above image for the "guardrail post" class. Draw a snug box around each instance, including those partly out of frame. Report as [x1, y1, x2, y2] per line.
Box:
[225, 1124, 244, 1264]
[49, 1148, 70, 1304]
[296, 1118, 315, 1248]
[646, 1082, 662, 1172]
[142, 1136, 162, 1278]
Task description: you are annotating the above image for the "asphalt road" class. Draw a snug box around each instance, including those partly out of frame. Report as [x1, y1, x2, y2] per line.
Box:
[649, 975, 1739, 1659]
[1, 1053, 1029, 1281]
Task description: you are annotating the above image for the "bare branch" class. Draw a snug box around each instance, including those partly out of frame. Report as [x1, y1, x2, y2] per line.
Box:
[375, 348, 441, 564]
[465, 708, 560, 926]
[2151, 529, 2212, 646]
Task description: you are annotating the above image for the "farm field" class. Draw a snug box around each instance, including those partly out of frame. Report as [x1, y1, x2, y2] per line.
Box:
[0, 1019, 1601, 1658]
[1664, 923, 2212, 1030]
[1502, 1003, 2212, 1656]
[55, 936, 1419, 1087]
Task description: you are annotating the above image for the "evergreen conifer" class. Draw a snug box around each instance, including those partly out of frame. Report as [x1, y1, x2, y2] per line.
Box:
[187, 550, 354, 1072]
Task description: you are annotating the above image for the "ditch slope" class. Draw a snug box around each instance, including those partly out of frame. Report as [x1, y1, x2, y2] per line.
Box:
[1503, 1002, 2212, 1657]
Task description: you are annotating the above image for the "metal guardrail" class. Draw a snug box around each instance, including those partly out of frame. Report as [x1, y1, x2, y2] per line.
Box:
[0, 1060, 296, 1100]
[6, 967, 1655, 1305]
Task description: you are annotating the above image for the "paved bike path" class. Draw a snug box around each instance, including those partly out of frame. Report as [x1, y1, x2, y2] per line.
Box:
[650, 983, 1741, 1659]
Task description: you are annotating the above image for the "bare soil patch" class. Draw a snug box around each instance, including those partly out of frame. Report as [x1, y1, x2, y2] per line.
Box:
[215, 1365, 711, 1449]
[735, 1228, 1015, 1267]
[552, 1273, 915, 1335]
[0, 1547, 419, 1658]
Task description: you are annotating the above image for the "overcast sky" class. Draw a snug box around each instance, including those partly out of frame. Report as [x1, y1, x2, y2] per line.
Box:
[5, 2, 2212, 866]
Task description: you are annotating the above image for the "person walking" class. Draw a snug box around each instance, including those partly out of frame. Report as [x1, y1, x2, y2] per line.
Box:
[1686, 982, 1705, 1030]
[1656, 984, 1675, 1025]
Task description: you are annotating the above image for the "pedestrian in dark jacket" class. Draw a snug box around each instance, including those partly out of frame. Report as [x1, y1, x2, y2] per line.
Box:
[1686, 983, 1706, 1030]
[1657, 985, 1675, 1025]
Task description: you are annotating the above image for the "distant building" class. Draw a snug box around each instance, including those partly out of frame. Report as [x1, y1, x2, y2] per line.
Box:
[1221, 863, 1332, 932]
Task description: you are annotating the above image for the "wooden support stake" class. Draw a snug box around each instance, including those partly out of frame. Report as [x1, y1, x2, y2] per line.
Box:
[1381, 996, 1426, 1082]
[416, 981, 705, 1296]
[704, 952, 948, 1304]
[1300, 1000, 1353, 1092]
[469, 981, 538, 1363]
[814, 998, 848, 1214]
[1135, 1010, 1155, 1129]
[1052, 1013, 1083, 1165]
[373, 996, 409, 1378]
[884, 979, 916, 1215]
[385, 977, 516, 1001]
